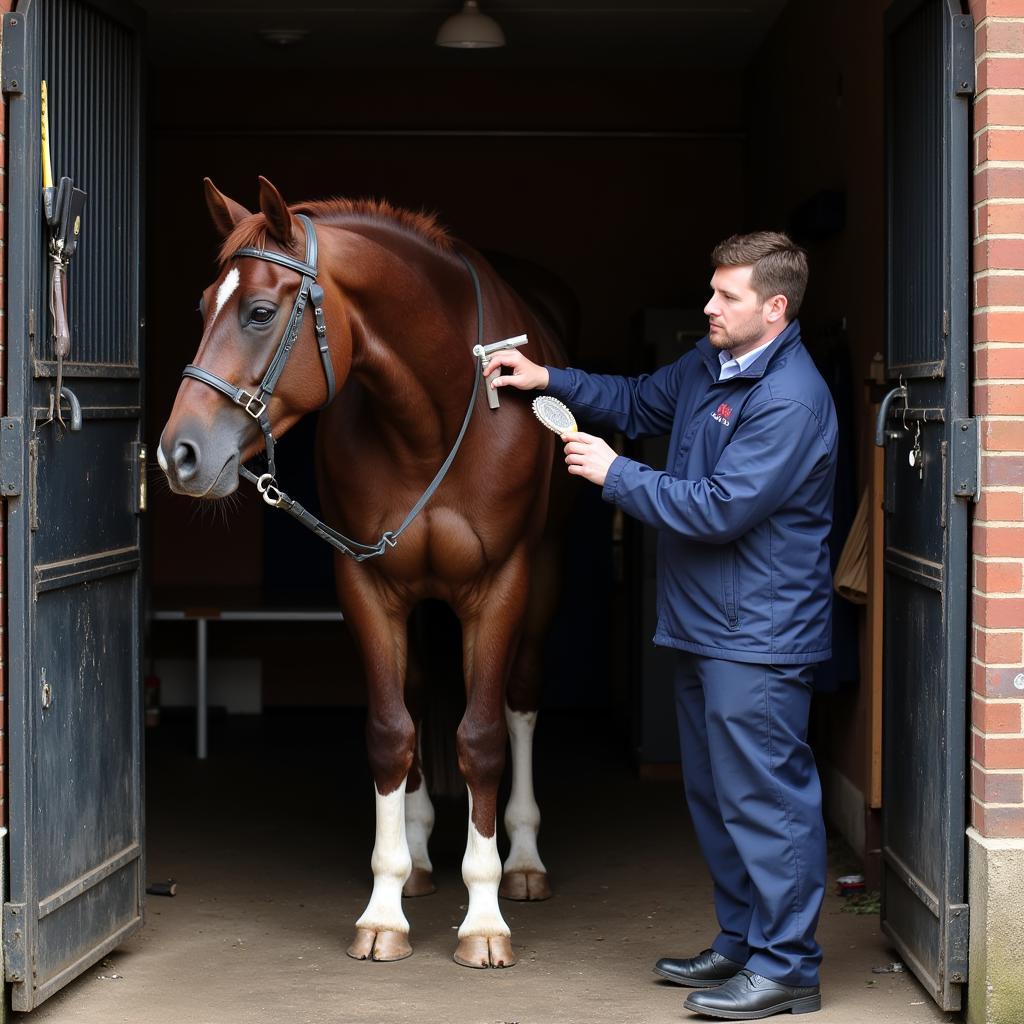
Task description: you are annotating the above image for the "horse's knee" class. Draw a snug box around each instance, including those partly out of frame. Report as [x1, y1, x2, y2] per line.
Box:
[456, 714, 506, 792]
[367, 710, 416, 792]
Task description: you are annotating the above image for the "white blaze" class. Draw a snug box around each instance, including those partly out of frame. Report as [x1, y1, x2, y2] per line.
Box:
[503, 707, 546, 875]
[459, 791, 510, 939]
[213, 267, 240, 321]
[355, 781, 412, 934]
[156, 445, 169, 471]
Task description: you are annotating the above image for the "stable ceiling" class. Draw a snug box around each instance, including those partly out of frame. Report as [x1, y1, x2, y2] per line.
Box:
[136, 0, 789, 69]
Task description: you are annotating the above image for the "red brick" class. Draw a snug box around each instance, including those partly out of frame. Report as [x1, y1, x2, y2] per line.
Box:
[975, 523, 1024, 554]
[973, 801, 1024, 838]
[975, 347, 1024, 379]
[983, 417, 1024, 450]
[974, 694, 1024, 731]
[974, 732, 1024, 767]
[983, 453, 1024, 484]
[978, 204, 1024, 238]
[972, 764, 1024, 802]
[974, 661, 1024, 696]
[975, 488, 1024, 520]
[978, 0, 1024, 15]
[980, 20, 1024, 54]
[975, 270, 1024, 307]
[976, 92, 1024, 127]
[979, 129, 1024, 163]
[977, 56, 1024, 92]
[975, 558, 1024, 590]
[974, 310, 1024, 342]
[975, 240, 1024, 275]
[975, 383, 1024, 414]
[974, 594, 1024, 627]
[975, 625, 1024, 661]
[974, 167, 1024, 201]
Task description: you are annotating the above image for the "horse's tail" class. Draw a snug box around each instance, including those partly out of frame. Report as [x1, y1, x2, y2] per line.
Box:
[409, 601, 466, 800]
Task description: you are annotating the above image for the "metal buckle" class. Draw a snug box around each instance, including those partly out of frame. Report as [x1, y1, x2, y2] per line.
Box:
[256, 472, 284, 508]
[239, 391, 266, 419]
[381, 531, 398, 550]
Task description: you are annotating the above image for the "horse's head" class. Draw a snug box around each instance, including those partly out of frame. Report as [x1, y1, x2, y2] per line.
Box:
[159, 177, 345, 498]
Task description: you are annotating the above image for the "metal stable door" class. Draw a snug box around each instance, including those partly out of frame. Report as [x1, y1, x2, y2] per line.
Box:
[877, 0, 975, 1011]
[1, 0, 145, 1010]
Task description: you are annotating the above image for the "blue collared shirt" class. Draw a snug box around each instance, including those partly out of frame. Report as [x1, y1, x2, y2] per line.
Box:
[717, 337, 776, 381]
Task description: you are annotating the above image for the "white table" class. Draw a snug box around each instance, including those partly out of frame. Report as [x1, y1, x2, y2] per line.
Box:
[151, 607, 344, 758]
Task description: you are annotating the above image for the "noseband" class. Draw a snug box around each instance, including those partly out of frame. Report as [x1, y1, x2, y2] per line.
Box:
[181, 214, 484, 562]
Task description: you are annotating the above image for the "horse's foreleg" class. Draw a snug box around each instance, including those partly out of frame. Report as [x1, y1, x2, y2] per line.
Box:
[344, 591, 416, 963]
[453, 566, 528, 969]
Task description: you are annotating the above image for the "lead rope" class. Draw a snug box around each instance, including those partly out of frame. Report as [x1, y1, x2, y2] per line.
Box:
[241, 252, 485, 563]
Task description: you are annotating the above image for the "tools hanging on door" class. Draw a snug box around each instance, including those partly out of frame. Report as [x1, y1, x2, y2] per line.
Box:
[41, 80, 87, 431]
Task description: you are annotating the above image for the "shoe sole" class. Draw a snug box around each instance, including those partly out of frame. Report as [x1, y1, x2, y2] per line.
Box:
[653, 965, 730, 988]
[682, 993, 821, 1019]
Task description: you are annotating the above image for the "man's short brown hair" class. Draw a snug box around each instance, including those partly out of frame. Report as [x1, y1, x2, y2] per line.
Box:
[711, 231, 809, 320]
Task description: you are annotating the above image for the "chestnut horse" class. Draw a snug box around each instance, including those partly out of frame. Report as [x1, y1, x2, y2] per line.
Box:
[159, 177, 568, 968]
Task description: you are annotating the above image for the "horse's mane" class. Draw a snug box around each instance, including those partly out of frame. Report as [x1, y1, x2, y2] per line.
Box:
[219, 197, 454, 264]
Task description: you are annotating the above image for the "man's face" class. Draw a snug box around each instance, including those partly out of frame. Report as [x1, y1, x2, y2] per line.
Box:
[703, 265, 773, 356]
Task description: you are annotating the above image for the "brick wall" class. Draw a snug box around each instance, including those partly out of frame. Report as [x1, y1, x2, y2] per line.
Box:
[970, 0, 1024, 840]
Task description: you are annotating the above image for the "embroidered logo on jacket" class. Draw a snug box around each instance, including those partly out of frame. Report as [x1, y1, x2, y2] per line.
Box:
[712, 402, 733, 427]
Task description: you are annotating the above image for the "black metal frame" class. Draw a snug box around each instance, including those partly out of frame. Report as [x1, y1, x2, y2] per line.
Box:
[880, 0, 973, 1011]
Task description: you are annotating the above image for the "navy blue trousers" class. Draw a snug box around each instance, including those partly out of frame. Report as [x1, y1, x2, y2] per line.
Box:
[673, 652, 826, 987]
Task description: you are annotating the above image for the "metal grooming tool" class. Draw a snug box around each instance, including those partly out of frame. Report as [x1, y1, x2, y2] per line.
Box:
[473, 334, 528, 409]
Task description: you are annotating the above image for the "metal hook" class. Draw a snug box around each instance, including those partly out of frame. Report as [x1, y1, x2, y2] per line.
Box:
[900, 376, 910, 432]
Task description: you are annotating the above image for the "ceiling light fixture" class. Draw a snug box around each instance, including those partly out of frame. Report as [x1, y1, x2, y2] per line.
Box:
[435, 1, 506, 49]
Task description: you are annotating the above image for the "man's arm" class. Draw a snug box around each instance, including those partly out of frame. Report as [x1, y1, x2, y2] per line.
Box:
[485, 349, 682, 439]
[597, 399, 831, 544]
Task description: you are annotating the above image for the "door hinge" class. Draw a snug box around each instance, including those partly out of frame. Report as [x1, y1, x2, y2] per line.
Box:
[946, 902, 970, 985]
[0, 10, 26, 96]
[131, 441, 147, 513]
[952, 418, 979, 501]
[953, 15, 975, 97]
[4, 902, 27, 983]
[0, 417, 24, 497]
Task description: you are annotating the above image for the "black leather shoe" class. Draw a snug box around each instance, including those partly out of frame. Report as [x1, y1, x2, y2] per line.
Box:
[683, 969, 821, 1019]
[653, 948, 744, 987]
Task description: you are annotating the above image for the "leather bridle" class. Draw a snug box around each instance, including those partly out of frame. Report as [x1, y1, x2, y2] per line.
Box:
[180, 214, 483, 562]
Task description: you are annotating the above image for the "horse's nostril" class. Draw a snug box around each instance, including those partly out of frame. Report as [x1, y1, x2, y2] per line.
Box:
[173, 441, 200, 481]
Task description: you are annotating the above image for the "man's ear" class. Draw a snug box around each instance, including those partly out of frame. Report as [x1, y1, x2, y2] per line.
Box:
[257, 176, 295, 246]
[765, 294, 789, 324]
[204, 178, 252, 237]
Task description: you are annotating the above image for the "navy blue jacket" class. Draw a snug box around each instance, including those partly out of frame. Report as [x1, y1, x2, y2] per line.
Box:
[545, 319, 838, 665]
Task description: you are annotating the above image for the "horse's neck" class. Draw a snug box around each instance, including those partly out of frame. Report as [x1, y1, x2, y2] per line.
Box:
[331, 226, 477, 454]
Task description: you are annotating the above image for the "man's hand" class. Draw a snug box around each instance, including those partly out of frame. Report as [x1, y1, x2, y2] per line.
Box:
[562, 431, 618, 487]
[483, 349, 550, 391]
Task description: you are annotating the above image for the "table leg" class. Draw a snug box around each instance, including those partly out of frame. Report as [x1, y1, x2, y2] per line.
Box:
[197, 617, 208, 759]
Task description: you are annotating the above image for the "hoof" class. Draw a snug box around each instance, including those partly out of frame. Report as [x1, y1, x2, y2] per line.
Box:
[454, 934, 518, 969]
[402, 868, 436, 898]
[500, 870, 552, 901]
[347, 928, 412, 962]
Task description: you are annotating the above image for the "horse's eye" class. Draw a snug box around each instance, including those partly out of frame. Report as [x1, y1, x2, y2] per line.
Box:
[250, 306, 275, 325]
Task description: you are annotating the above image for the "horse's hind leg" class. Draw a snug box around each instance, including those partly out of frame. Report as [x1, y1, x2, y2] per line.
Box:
[500, 642, 550, 901]
[403, 730, 436, 897]
[343, 584, 416, 962]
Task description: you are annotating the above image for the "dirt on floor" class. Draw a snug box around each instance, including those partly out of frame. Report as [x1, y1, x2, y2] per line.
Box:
[17, 710, 960, 1024]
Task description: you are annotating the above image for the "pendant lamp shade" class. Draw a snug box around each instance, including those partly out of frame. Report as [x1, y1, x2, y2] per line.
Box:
[435, 1, 506, 49]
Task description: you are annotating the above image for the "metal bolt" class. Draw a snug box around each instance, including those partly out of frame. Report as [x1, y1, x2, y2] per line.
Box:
[9, 80, 17, 89]
[1013, 673, 1024, 691]
[961, 423, 968, 431]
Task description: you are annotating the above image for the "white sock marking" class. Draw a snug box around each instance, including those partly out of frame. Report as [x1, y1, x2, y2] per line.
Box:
[405, 779, 435, 873]
[459, 791, 510, 939]
[503, 707, 546, 876]
[213, 267, 240, 321]
[355, 781, 412, 934]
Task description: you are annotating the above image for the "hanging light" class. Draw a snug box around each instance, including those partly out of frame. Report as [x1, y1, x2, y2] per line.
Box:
[435, 0, 506, 49]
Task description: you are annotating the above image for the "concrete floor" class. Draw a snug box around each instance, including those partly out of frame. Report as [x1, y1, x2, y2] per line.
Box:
[18, 710, 959, 1024]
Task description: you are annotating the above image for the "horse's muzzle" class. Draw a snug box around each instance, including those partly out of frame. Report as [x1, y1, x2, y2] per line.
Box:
[158, 431, 240, 499]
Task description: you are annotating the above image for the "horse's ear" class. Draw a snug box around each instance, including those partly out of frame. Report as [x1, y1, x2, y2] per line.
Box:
[204, 178, 251, 237]
[257, 176, 295, 246]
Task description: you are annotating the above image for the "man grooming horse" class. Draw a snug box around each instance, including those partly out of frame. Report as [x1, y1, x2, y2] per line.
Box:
[485, 231, 836, 1020]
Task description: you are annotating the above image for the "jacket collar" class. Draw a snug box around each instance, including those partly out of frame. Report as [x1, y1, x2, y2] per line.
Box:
[698, 318, 802, 382]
